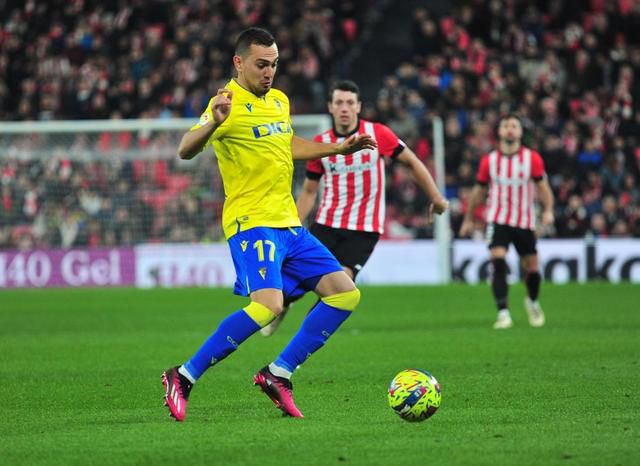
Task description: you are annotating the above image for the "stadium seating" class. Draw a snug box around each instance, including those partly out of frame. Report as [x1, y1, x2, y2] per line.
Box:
[1, 0, 639, 248]
[375, 1, 640, 239]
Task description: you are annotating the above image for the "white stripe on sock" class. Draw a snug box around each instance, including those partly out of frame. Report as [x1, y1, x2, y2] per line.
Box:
[178, 365, 196, 384]
[268, 363, 292, 379]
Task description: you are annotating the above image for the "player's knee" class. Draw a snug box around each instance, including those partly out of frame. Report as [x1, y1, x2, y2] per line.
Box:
[321, 288, 361, 311]
[342, 266, 355, 280]
[524, 256, 539, 272]
[492, 258, 508, 281]
[244, 301, 278, 327]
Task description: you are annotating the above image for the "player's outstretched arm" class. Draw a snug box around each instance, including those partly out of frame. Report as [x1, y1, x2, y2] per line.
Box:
[178, 124, 218, 160]
[397, 147, 448, 218]
[291, 134, 377, 161]
[459, 184, 488, 237]
[535, 177, 555, 226]
[296, 178, 320, 224]
[177, 89, 233, 160]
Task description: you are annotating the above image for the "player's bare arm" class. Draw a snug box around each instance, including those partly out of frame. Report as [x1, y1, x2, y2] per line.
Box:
[291, 134, 377, 161]
[177, 89, 233, 160]
[459, 184, 488, 237]
[396, 147, 448, 219]
[535, 176, 555, 226]
[296, 178, 320, 224]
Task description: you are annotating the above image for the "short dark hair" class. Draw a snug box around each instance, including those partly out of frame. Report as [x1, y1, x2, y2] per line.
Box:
[328, 80, 361, 102]
[497, 113, 523, 128]
[235, 27, 275, 56]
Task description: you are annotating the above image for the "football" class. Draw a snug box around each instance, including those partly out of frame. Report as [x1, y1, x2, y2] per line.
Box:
[388, 369, 442, 422]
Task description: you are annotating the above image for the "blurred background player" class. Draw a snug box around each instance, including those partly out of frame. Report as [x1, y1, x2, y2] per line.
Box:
[261, 80, 449, 337]
[162, 28, 377, 421]
[460, 115, 555, 329]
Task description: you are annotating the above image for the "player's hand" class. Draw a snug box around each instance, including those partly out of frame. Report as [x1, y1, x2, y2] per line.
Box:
[211, 89, 233, 125]
[459, 218, 474, 237]
[542, 209, 554, 226]
[337, 133, 377, 154]
[431, 197, 448, 215]
[429, 197, 449, 219]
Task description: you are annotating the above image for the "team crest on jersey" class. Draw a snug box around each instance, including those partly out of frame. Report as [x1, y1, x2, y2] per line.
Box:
[240, 240, 248, 252]
[258, 267, 267, 280]
[199, 112, 210, 125]
[245, 103, 253, 112]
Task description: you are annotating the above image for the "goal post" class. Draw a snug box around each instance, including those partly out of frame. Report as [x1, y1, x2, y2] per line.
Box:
[0, 116, 330, 249]
[432, 116, 452, 284]
[0, 114, 453, 286]
[0, 116, 331, 160]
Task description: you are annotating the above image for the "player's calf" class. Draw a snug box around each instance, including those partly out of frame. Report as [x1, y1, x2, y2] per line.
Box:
[491, 257, 509, 311]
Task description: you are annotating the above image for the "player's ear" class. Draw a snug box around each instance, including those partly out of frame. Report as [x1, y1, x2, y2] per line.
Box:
[232, 55, 242, 73]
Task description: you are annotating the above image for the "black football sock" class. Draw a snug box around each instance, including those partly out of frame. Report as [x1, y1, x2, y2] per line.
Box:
[491, 258, 509, 311]
[525, 271, 541, 301]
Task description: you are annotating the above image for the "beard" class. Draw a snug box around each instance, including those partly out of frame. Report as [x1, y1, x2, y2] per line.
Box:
[502, 134, 518, 144]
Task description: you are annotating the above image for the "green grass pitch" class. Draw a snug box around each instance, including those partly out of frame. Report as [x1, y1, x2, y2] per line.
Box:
[1, 283, 638, 466]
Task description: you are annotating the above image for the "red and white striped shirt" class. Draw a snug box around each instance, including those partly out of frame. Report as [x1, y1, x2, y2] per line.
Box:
[476, 147, 545, 230]
[307, 120, 405, 234]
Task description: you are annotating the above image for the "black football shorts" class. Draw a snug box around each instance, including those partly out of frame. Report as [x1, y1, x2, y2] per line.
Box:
[486, 223, 537, 256]
[309, 223, 380, 278]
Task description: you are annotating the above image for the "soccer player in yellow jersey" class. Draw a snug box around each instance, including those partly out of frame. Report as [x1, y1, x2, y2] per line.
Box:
[161, 27, 377, 421]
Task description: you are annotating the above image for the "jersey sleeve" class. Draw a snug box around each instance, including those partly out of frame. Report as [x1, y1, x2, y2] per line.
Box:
[189, 96, 229, 144]
[530, 150, 545, 181]
[306, 134, 325, 180]
[373, 123, 405, 158]
[190, 98, 214, 131]
[476, 154, 490, 185]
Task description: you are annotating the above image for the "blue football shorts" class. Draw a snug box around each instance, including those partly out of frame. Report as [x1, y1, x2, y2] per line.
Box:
[227, 226, 343, 298]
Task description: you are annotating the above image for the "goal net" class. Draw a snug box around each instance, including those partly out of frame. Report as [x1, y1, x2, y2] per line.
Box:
[0, 116, 330, 250]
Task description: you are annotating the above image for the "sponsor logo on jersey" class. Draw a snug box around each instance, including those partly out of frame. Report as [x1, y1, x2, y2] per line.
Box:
[252, 121, 292, 139]
[327, 155, 375, 174]
[245, 103, 253, 112]
[259, 267, 267, 279]
[240, 240, 248, 252]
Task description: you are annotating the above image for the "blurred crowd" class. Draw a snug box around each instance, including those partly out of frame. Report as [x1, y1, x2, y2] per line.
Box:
[2, 0, 640, 249]
[0, 0, 379, 248]
[0, 0, 374, 120]
[0, 150, 225, 249]
[372, 0, 640, 239]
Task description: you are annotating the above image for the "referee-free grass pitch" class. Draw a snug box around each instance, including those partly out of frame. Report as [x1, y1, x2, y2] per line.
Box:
[1, 284, 638, 466]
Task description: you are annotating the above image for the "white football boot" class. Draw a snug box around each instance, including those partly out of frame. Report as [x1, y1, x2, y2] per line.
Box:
[524, 297, 545, 327]
[493, 309, 514, 329]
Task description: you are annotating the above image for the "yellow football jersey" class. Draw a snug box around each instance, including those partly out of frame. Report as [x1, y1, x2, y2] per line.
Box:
[191, 79, 301, 238]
